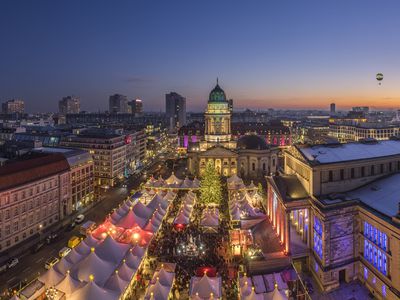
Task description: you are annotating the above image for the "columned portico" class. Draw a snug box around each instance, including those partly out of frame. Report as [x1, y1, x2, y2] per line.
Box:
[265, 175, 311, 256]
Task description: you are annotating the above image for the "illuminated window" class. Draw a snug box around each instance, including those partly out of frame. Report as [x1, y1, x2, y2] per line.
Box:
[313, 216, 323, 258]
[382, 285, 386, 297]
[363, 267, 368, 279]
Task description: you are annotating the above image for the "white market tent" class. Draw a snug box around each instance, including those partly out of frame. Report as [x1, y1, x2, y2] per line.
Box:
[56, 271, 84, 297]
[190, 274, 222, 299]
[39, 189, 173, 300]
[145, 174, 200, 190]
[69, 279, 119, 300]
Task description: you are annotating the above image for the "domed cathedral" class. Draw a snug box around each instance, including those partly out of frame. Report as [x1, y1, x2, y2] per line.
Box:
[201, 79, 236, 150]
[188, 80, 279, 178]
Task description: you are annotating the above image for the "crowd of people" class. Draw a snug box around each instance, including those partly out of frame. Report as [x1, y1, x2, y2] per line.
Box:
[144, 186, 238, 299]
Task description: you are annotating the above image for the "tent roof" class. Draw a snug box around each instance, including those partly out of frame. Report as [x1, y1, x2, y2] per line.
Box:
[104, 270, 129, 293]
[117, 262, 135, 282]
[73, 249, 115, 286]
[39, 266, 64, 287]
[265, 287, 288, 300]
[70, 280, 118, 300]
[56, 271, 83, 296]
[165, 172, 183, 185]
[190, 274, 221, 298]
[144, 280, 170, 300]
[95, 235, 130, 264]
[151, 268, 174, 286]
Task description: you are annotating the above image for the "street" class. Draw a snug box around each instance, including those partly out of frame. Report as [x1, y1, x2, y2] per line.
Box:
[0, 156, 178, 296]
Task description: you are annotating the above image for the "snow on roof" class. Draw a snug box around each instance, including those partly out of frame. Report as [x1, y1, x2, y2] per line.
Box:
[346, 173, 400, 216]
[300, 140, 400, 164]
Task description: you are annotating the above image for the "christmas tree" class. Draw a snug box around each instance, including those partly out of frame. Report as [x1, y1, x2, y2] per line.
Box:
[200, 161, 222, 205]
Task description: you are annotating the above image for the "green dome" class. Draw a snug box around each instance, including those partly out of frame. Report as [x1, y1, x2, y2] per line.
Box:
[209, 83, 227, 103]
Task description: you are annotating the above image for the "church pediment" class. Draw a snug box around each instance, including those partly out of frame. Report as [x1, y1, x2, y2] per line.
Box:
[199, 146, 238, 157]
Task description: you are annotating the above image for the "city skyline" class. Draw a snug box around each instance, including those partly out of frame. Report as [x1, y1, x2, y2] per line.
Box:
[1, 1, 400, 112]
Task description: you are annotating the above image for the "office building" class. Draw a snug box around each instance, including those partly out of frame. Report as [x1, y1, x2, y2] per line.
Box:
[165, 92, 186, 129]
[329, 123, 400, 142]
[265, 140, 400, 298]
[109, 94, 129, 114]
[330, 103, 336, 115]
[59, 96, 80, 114]
[60, 132, 126, 192]
[128, 98, 143, 116]
[2, 99, 25, 114]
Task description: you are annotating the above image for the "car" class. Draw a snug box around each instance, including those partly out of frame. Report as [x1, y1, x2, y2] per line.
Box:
[30, 242, 45, 253]
[68, 236, 81, 248]
[46, 233, 60, 244]
[59, 247, 72, 258]
[7, 258, 19, 269]
[74, 214, 85, 224]
[45, 257, 60, 269]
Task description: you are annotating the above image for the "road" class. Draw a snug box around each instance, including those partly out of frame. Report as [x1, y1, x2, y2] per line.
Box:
[0, 155, 180, 296]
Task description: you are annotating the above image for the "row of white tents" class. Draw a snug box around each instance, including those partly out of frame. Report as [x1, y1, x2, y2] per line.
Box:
[34, 190, 177, 300]
[200, 208, 219, 230]
[229, 191, 265, 222]
[173, 191, 197, 226]
[239, 273, 288, 300]
[144, 264, 176, 300]
[145, 173, 200, 190]
[227, 174, 258, 191]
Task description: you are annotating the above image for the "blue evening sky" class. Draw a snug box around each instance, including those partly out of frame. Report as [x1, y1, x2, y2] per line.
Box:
[1, 0, 400, 112]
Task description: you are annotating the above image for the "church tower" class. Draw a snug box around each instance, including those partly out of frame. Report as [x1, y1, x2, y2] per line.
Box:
[202, 80, 236, 150]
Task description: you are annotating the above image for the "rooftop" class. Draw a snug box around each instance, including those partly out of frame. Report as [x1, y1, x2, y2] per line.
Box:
[272, 175, 309, 202]
[346, 173, 400, 217]
[0, 153, 70, 191]
[299, 140, 400, 164]
[34, 147, 92, 167]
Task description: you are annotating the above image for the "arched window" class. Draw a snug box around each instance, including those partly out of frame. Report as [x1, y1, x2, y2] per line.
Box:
[262, 163, 266, 171]
[252, 163, 255, 171]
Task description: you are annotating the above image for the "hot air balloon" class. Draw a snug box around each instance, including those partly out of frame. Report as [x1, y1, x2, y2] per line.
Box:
[376, 73, 384, 85]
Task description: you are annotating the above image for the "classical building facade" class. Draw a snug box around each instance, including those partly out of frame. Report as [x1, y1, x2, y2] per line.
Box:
[0, 153, 70, 253]
[265, 140, 400, 299]
[188, 82, 278, 178]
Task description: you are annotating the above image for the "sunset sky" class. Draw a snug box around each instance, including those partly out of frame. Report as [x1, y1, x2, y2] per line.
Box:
[1, 0, 400, 112]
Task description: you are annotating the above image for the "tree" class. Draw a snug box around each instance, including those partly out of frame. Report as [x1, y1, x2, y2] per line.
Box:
[200, 161, 222, 205]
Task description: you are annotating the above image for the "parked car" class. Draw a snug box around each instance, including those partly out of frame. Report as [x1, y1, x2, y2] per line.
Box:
[0, 263, 8, 273]
[30, 242, 45, 253]
[59, 247, 71, 258]
[79, 221, 96, 236]
[74, 214, 85, 224]
[68, 236, 81, 248]
[7, 258, 19, 269]
[66, 222, 76, 231]
[46, 233, 60, 244]
[45, 257, 60, 269]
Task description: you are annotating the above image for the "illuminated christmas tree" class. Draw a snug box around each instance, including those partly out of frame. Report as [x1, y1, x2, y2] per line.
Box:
[200, 161, 222, 205]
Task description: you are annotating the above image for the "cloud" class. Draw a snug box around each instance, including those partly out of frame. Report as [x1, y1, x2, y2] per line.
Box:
[124, 76, 151, 84]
